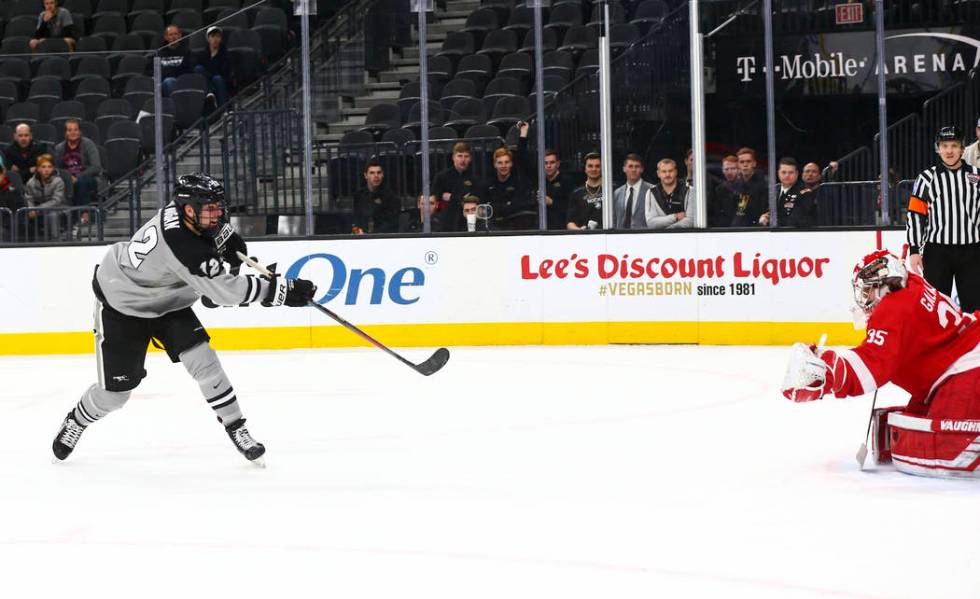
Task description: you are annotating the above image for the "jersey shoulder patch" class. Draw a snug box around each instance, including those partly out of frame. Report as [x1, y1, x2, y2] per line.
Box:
[162, 207, 222, 278]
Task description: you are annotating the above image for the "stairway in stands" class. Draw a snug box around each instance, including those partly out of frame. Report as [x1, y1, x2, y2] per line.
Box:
[316, 0, 479, 141]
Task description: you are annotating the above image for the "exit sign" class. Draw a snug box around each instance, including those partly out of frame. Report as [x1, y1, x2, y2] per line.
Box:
[835, 3, 864, 24]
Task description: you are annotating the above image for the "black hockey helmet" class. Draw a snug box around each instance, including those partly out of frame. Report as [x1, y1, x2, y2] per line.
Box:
[935, 125, 963, 149]
[174, 173, 226, 236]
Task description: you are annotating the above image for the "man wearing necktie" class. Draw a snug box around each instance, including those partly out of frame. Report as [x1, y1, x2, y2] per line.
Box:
[612, 153, 651, 229]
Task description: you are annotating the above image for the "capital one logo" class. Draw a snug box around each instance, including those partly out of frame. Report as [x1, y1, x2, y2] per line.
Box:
[735, 32, 980, 83]
[286, 253, 426, 306]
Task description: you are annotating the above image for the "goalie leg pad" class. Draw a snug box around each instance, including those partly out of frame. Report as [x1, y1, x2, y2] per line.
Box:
[887, 411, 980, 478]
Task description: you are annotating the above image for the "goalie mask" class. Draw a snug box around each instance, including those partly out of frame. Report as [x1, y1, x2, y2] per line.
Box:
[852, 250, 907, 318]
[174, 173, 226, 238]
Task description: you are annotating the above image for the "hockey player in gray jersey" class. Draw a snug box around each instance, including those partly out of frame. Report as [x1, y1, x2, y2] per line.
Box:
[52, 173, 316, 464]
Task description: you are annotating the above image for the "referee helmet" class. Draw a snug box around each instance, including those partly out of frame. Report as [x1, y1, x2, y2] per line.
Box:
[934, 126, 964, 150]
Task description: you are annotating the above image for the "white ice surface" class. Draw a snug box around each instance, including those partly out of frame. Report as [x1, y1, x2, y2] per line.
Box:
[1, 345, 979, 599]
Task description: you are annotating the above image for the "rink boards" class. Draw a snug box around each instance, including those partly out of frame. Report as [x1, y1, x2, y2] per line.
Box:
[0, 229, 906, 355]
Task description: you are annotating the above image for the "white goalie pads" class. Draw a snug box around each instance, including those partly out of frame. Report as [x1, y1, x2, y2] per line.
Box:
[782, 342, 828, 397]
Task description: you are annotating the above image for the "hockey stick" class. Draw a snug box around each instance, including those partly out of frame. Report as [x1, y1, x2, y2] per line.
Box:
[855, 389, 879, 469]
[237, 252, 450, 376]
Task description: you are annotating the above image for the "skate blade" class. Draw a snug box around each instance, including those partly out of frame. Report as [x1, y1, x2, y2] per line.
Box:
[250, 456, 266, 469]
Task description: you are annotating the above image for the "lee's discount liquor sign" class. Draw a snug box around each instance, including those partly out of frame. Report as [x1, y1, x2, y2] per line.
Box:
[835, 3, 863, 25]
[718, 26, 980, 95]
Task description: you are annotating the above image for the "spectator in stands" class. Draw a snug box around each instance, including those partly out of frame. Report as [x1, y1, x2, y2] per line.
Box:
[0, 156, 24, 217]
[709, 154, 739, 227]
[54, 119, 104, 223]
[403, 193, 449, 233]
[24, 154, 67, 239]
[801, 162, 823, 191]
[4, 124, 48, 185]
[643, 158, 694, 229]
[731, 146, 768, 226]
[567, 153, 604, 230]
[433, 142, 479, 215]
[759, 157, 813, 227]
[965, 118, 980, 168]
[351, 160, 400, 234]
[485, 146, 534, 230]
[458, 193, 489, 232]
[30, 0, 77, 52]
[514, 122, 576, 230]
[156, 26, 196, 98]
[612, 153, 651, 229]
[195, 26, 233, 111]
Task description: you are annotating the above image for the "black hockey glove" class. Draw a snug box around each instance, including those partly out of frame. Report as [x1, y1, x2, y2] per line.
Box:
[221, 232, 248, 271]
[262, 275, 317, 307]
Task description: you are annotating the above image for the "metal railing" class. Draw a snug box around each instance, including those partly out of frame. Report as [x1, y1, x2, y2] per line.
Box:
[0, 207, 12, 243]
[12, 206, 103, 243]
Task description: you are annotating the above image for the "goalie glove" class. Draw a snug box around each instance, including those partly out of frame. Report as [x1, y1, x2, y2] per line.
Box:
[782, 342, 832, 402]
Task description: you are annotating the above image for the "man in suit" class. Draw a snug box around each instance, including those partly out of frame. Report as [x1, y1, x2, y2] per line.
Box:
[612, 153, 652, 229]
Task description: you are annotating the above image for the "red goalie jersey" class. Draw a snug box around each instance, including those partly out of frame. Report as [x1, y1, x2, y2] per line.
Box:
[823, 273, 980, 413]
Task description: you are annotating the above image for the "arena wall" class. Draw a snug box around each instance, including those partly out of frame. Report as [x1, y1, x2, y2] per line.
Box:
[0, 229, 908, 355]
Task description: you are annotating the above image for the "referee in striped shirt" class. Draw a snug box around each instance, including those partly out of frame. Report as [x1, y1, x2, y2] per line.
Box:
[907, 126, 980, 312]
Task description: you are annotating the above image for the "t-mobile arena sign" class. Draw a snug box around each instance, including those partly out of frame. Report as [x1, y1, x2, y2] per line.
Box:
[720, 27, 980, 95]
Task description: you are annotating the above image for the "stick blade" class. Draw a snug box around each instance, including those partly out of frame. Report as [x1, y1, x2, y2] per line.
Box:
[415, 347, 450, 376]
[855, 443, 869, 469]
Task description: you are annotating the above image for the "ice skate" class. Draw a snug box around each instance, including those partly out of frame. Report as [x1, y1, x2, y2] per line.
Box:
[52, 411, 87, 461]
[225, 418, 266, 466]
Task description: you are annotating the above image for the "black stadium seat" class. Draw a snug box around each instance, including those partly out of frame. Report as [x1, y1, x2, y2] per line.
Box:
[358, 103, 401, 138]
[462, 8, 499, 47]
[464, 123, 501, 139]
[36, 57, 72, 88]
[74, 77, 110, 121]
[486, 95, 530, 135]
[214, 8, 249, 32]
[130, 12, 166, 47]
[91, 14, 128, 45]
[477, 29, 519, 67]
[167, 0, 203, 19]
[0, 82, 18, 122]
[71, 56, 112, 85]
[439, 78, 477, 111]
[27, 79, 64, 123]
[482, 76, 524, 114]
[5, 102, 39, 127]
[454, 54, 493, 92]
[171, 72, 207, 129]
[105, 120, 143, 180]
[95, 98, 133, 142]
[497, 52, 532, 84]
[436, 32, 475, 61]
[203, 0, 242, 25]
[445, 98, 487, 133]
[93, 0, 127, 19]
[129, 0, 165, 19]
[33, 122, 58, 146]
[228, 29, 264, 87]
[122, 76, 154, 114]
[519, 27, 557, 54]
[49, 101, 87, 133]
